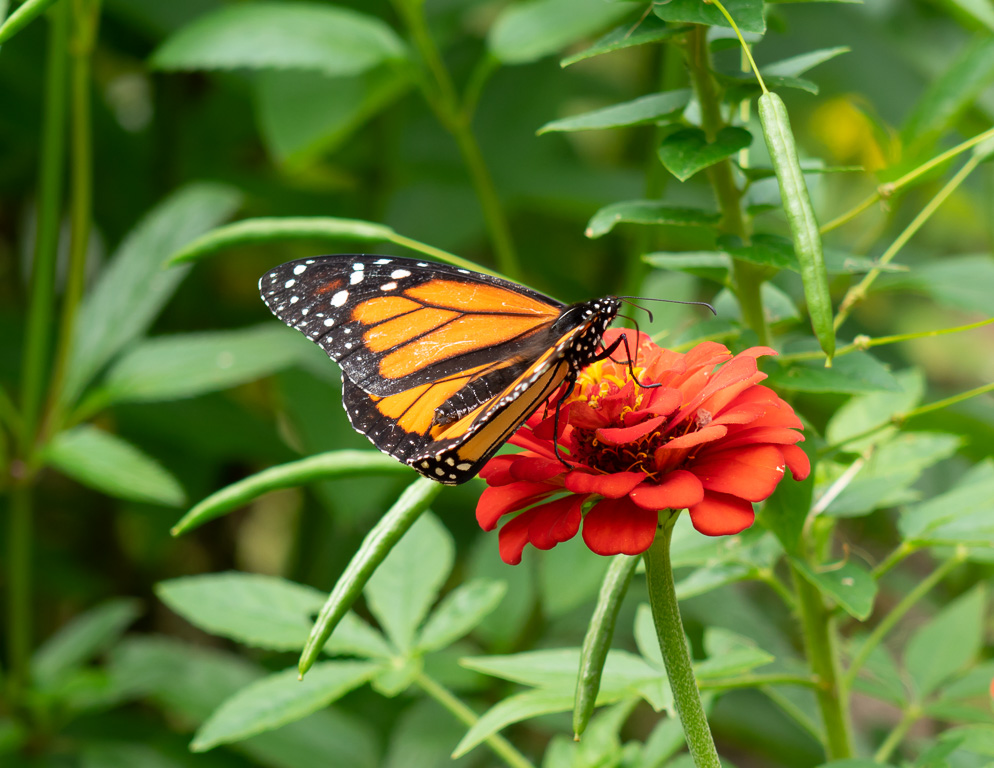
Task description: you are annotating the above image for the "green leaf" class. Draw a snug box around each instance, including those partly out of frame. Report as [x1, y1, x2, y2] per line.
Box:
[256, 66, 412, 166]
[462, 648, 660, 693]
[453, 690, 576, 758]
[561, 16, 681, 67]
[417, 579, 507, 653]
[826, 369, 924, 450]
[695, 627, 775, 678]
[945, 0, 994, 33]
[823, 433, 961, 518]
[382, 700, 476, 768]
[767, 351, 900, 394]
[100, 325, 319, 405]
[299, 478, 441, 676]
[657, 127, 753, 182]
[903, 37, 994, 146]
[904, 585, 987, 697]
[32, 599, 142, 688]
[762, 46, 850, 78]
[191, 661, 378, 751]
[0, 0, 58, 45]
[877, 254, 994, 315]
[62, 183, 241, 407]
[724, 233, 796, 271]
[713, 281, 801, 324]
[172, 450, 410, 535]
[653, 0, 765, 35]
[790, 559, 877, 620]
[44, 426, 185, 506]
[156, 573, 326, 652]
[900, 460, 994, 545]
[365, 512, 454, 652]
[109, 637, 378, 768]
[762, 470, 813, 556]
[151, 3, 407, 76]
[371, 656, 421, 697]
[538, 90, 691, 134]
[488, 0, 634, 65]
[586, 201, 720, 238]
[80, 743, 188, 768]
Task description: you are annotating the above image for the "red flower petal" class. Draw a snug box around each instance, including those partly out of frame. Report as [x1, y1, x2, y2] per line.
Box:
[498, 510, 535, 565]
[689, 444, 786, 502]
[565, 470, 645, 498]
[476, 482, 554, 530]
[643, 387, 682, 416]
[527, 495, 584, 550]
[688, 492, 755, 536]
[479, 455, 516, 485]
[511, 455, 568, 482]
[581, 497, 659, 555]
[629, 470, 704, 511]
[596, 414, 668, 446]
[662, 424, 727, 450]
[781, 443, 811, 481]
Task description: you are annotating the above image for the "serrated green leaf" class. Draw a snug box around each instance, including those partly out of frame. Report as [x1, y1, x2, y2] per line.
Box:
[192, 661, 378, 751]
[538, 90, 690, 134]
[561, 16, 680, 67]
[151, 3, 406, 76]
[791, 558, 877, 620]
[767, 351, 900, 394]
[417, 579, 507, 653]
[904, 585, 987, 697]
[657, 127, 753, 181]
[903, 37, 994, 147]
[44, 426, 185, 506]
[900, 460, 994, 545]
[62, 183, 241, 407]
[653, 0, 765, 34]
[256, 66, 412, 166]
[365, 512, 454, 652]
[586, 201, 720, 238]
[488, 0, 633, 65]
[100, 325, 319, 405]
[33, 599, 142, 688]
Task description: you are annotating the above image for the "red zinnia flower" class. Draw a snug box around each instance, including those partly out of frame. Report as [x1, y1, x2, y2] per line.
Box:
[476, 332, 810, 564]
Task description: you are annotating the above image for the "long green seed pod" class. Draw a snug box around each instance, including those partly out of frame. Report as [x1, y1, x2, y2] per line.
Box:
[759, 91, 835, 362]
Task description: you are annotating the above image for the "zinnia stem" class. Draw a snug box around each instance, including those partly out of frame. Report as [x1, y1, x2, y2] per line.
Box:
[643, 512, 721, 768]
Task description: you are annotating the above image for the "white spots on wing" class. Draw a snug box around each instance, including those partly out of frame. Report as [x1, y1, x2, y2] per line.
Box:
[301, 308, 308, 315]
[445, 457, 455, 466]
[293, 264, 307, 275]
[350, 271, 364, 285]
[374, 258, 392, 265]
[305, 259, 315, 265]
[331, 290, 349, 307]
[417, 262, 428, 267]
[352, 262, 365, 271]
[316, 312, 324, 318]
[434, 467, 445, 477]
[284, 279, 295, 289]
[345, 342, 353, 349]
[380, 282, 397, 291]
[323, 317, 334, 327]
[458, 269, 470, 274]
[421, 461, 430, 469]
[448, 473, 457, 480]
[290, 296, 299, 304]
[390, 269, 411, 279]
[456, 462, 471, 471]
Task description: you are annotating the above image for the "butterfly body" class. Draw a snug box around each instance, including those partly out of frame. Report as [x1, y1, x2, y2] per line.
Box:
[260, 255, 620, 484]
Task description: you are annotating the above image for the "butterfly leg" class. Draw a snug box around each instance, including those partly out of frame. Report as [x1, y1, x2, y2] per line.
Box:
[596, 333, 662, 390]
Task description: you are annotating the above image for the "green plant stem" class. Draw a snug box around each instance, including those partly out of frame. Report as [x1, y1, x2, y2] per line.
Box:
[393, 2, 520, 278]
[685, 25, 767, 345]
[790, 561, 853, 760]
[843, 549, 964, 695]
[834, 152, 982, 330]
[820, 125, 994, 234]
[20, 0, 70, 452]
[873, 706, 919, 764]
[871, 541, 917, 580]
[6, 485, 33, 703]
[644, 512, 721, 768]
[44, 0, 100, 435]
[415, 671, 536, 768]
[699, 673, 819, 691]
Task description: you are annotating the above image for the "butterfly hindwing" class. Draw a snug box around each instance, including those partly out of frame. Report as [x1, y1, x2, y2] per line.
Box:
[260, 255, 621, 484]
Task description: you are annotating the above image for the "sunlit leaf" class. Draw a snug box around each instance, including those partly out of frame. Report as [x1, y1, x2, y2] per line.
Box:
[657, 127, 753, 181]
[538, 90, 690, 134]
[561, 15, 680, 67]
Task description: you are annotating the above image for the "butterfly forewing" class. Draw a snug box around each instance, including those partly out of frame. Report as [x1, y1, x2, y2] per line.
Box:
[260, 255, 620, 484]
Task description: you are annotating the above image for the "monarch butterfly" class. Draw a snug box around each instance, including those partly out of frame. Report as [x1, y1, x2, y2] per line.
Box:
[260, 255, 633, 485]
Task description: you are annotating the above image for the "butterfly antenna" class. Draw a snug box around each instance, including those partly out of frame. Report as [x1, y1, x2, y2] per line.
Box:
[617, 295, 718, 316]
[606, 315, 663, 392]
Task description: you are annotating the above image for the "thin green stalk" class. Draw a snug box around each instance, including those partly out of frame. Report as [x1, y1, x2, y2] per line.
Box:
[644, 512, 721, 768]
[821, 125, 994, 234]
[6, 485, 33, 703]
[685, 26, 767, 344]
[902, 381, 994, 420]
[790, 562, 853, 760]
[415, 671, 536, 768]
[871, 541, 916, 580]
[699, 673, 819, 691]
[844, 550, 965, 694]
[20, 0, 70, 452]
[873, 706, 919, 764]
[44, 0, 100, 435]
[835, 153, 982, 330]
[392, 2, 520, 278]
